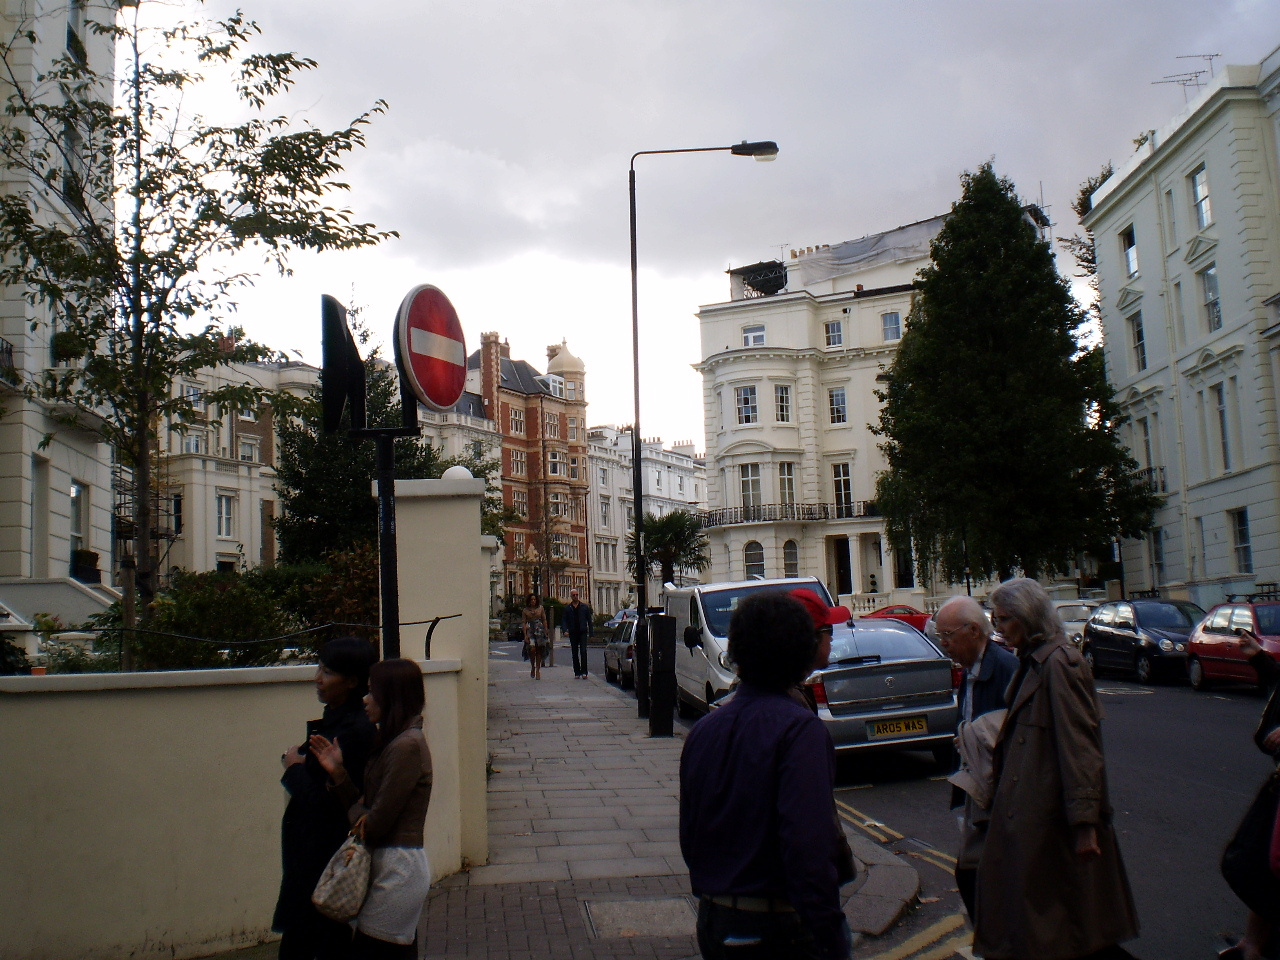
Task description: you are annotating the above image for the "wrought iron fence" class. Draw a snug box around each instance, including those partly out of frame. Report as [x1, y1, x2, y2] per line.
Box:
[701, 500, 877, 528]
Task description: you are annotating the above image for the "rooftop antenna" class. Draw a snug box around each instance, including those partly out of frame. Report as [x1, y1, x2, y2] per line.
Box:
[1153, 71, 1206, 103]
[1177, 53, 1221, 77]
[774, 243, 789, 262]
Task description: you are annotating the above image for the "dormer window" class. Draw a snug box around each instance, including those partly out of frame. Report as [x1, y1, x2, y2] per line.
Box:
[542, 374, 565, 398]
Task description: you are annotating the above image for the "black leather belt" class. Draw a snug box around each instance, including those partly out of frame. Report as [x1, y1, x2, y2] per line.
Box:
[702, 894, 796, 913]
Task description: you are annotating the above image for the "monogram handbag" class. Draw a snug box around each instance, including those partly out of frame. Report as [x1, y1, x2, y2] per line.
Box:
[312, 818, 370, 922]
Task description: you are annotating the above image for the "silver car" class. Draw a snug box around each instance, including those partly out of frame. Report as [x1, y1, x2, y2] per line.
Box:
[603, 620, 635, 689]
[807, 618, 958, 765]
[1054, 599, 1099, 647]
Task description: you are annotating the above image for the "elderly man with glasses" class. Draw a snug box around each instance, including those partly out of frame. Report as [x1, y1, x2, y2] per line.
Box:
[933, 595, 1018, 920]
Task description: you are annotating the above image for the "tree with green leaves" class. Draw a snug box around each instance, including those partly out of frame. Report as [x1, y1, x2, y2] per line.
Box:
[874, 163, 1158, 582]
[0, 4, 394, 659]
[627, 509, 711, 587]
[274, 344, 517, 564]
[1059, 163, 1115, 310]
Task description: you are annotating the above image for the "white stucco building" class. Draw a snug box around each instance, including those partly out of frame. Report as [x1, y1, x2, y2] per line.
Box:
[1084, 47, 1280, 607]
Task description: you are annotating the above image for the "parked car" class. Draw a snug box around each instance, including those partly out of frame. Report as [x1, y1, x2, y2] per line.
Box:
[863, 604, 931, 633]
[1186, 600, 1280, 690]
[664, 576, 835, 717]
[603, 620, 636, 689]
[1053, 599, 1099, 647]
[716, 617, 959, 765]
[604, 609, 637, 630]
[1080, 599, 1206, 683]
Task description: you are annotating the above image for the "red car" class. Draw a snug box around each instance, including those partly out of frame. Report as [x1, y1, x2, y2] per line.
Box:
[1186, 600, 1280, 690]
[863, 604, 930, 633]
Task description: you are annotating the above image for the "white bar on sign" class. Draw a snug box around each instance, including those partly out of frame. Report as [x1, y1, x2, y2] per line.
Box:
[409, 327, 465, 366]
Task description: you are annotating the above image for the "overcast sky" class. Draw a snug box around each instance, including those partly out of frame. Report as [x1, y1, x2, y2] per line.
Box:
[194, 0, 1280, 450]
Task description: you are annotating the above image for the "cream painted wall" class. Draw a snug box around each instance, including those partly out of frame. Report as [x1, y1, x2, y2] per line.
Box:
[0, 661, 463, 960]
[391, 475, 490, 868]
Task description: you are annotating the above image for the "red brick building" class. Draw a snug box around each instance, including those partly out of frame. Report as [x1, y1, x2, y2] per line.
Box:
[470, 333, 590, 603]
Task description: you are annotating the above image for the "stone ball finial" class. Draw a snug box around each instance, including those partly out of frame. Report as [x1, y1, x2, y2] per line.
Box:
[442, 465, 474, 480]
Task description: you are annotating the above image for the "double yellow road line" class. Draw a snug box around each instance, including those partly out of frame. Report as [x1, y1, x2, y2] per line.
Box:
[834, 798, 957, 871]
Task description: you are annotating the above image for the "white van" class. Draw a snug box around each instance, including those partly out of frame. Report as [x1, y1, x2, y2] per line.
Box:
[663, 576, 834, 717]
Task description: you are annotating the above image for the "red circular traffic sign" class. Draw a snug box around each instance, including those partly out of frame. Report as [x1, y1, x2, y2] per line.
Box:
[395, 284, 466, 412]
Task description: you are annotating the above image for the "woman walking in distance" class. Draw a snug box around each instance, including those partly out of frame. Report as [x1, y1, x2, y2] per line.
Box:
[523, 593, 550, 680]
[273, 637, 377, 960]
[312, 659, 433, 959]
[974, 578, 1138, 960]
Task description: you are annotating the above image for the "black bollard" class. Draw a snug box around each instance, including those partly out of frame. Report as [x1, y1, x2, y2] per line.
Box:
[648, 614, 677, 737]
[634, 616, 651, 720]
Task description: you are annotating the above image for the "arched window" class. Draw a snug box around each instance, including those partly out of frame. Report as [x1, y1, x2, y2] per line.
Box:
[744, 541, 765, 579]
[783, 540, 799, 578]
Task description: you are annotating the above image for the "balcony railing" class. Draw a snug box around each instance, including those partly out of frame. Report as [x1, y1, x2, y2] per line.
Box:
[701, 501, 877, 528]
[1138, 466, 1167, 494]
[0, 336, 16, 385]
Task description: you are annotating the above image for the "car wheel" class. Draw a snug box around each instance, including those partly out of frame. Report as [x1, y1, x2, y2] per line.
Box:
[676, 694, 698, 719]
[1082, 645, 1100, 676]
[605, 664, 617, 684]
[1188, 656, 1211, 691]
[1135, 653, 1155, 685]
[620, 668, 634, 691]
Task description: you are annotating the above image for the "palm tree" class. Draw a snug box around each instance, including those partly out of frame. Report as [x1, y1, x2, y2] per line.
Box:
[627, 510, 712, 587]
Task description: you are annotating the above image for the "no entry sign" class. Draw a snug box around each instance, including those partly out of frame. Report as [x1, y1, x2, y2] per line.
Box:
[394, 284, 466, 412]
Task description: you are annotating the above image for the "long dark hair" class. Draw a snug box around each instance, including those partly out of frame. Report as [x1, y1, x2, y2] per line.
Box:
[369, 658, 425, 751]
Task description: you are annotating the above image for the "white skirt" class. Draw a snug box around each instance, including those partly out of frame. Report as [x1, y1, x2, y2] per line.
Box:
[356, 845, 432, 944]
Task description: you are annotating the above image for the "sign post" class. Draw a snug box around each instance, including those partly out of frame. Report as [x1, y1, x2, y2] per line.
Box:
[321, 288, 466, 660]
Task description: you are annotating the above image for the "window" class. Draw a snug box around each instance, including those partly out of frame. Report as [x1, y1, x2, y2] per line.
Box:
[1149, 527, 1165, 585]
[1164, 189, 1178, 247]
[1201, 263, 1221, 332]
[882, 312, 902, 341]
[512, 489, 528, 517]
[779, 462, 795, 505]
[600, 498, 610, 528]
[544, 412, 560, 438]
[1212, 382, 1232, 472]
[511, 407, 525, 434]
[1196, 516, 1208, 578]
[568, 417, 578, 440]
[744, 541, 765, 579]
[829, 387, 847, 424]
[566, 381, 577, 401]
[548, 450, 565, 476]
[735, 385, 759, 424]
[239, 441, 256, 462]
[1172, 281, 1186, 345]
[216, 494, 235, 538]
[654, 469, 662, 489]
[66, 0, 86, 62]
[181, 432, 204, 455]
[172, 493, 183, 536]
[774, 384, 791, 422]
[626, 504, 634, 529]
[1120, 225, 1138, 277]
[1230, 508, 1253, 574]
[1190, 165, 1212, 229]
[510, 449, 526, 475]
[833, 463, 854, 518]
[1128, 311, 1146, 372]
[598, 466, 607, 488]
[544, 374, 565, 398]
[783, 540, 799, 578]
[514, 531, 526, 555]
[471, 440, 484, 459]
[740, 463, 761, 508]
[677, 476, 684, 494]
[238, 406, 258, 422]
[742, 324, 765, 347]
[69, 481, 86, 556]
[182, 384, 205, 410]
[570, 456, 579, 480]
[549, 491, 566, 516]
[824, 319, 843, 347]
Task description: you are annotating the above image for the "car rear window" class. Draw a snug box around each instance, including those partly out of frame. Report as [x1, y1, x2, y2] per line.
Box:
[1056, 604, 1092, 622]
[1255, 605, 1280, 635]
[1135, 601, 1205, 629]
[701, 582, 833, 638]
[830, 619, 938, 664]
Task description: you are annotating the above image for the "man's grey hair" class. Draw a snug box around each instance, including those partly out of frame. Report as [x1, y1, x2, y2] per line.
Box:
[936, 595, 994, 640]
[989, 578, 1065, 642]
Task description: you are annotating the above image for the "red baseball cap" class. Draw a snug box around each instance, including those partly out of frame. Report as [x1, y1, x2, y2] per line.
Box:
[790, 588, 852, 630]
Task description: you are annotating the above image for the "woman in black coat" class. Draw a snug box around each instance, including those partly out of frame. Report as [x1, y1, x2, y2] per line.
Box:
[273, 637, 378, 960]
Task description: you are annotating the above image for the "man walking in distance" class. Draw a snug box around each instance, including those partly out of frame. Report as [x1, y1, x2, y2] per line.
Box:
[561, 589, 594, 679]
[933, 594, 1018, 920]
[680, 591, 852, 960]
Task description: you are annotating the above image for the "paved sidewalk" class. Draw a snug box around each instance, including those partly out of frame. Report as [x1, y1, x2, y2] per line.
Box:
[416, 638, 921, 958]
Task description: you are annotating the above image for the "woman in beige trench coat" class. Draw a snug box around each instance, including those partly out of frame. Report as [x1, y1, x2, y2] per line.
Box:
[974, 578, 1139, 960]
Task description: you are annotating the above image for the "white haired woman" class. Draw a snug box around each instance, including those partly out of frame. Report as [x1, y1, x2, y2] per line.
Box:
[973, 578, 1138, 960]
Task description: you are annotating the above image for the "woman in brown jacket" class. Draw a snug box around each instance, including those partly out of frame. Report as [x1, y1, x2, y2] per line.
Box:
[311, 658, 433, 960]
[974, 578, 1138, 960]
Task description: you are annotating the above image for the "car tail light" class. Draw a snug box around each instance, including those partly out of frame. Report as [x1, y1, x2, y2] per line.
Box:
[951, 664, 964, 689]
[808, 680, 828, 706]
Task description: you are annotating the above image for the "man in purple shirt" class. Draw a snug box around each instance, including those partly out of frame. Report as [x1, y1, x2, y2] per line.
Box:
[680, 590, 853, 960]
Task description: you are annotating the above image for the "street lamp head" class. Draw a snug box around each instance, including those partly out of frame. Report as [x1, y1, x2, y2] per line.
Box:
[730, 140, 779, 161]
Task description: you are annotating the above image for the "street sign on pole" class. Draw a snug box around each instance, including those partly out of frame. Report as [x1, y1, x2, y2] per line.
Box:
[394, 284, 466, 413]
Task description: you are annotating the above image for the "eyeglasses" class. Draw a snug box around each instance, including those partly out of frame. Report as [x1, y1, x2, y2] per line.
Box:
[937, 624, 971, 642]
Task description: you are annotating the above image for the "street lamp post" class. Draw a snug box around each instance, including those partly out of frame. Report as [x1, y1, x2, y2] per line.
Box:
[628, 140, 778, 719]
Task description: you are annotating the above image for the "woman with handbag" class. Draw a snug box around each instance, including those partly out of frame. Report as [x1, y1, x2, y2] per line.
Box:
[1220, 631, 1280, 960]
[522, 594, 549, 680]
[311, 658, 433, 960]
[273, 636, 377, 960]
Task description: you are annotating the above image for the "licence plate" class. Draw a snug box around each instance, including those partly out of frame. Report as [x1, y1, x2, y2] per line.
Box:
[867, 716, 927, 740]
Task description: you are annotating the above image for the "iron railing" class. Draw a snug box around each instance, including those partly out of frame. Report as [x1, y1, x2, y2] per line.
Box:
[1138, 466, 1167, 494]
[701, 500, 877, 528]
[0, 336, 15, 384]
